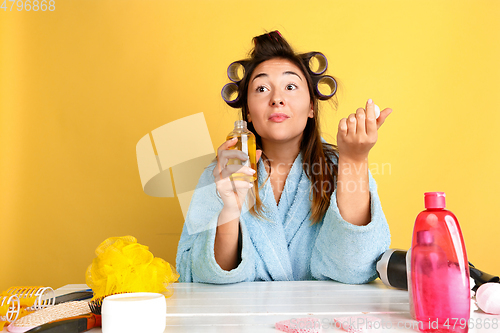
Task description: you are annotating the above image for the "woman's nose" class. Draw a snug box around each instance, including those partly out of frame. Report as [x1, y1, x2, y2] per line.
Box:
[270, 92, 285, 106]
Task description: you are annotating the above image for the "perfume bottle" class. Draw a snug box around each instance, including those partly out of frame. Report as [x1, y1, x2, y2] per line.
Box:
[226, 120, 257, 182]
[409, 192, 470, 332]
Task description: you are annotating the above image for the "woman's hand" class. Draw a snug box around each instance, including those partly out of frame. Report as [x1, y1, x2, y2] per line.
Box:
[213, 138, 262, 271]
[213, 137, 262, 221]
[335, 99, 392, 226]
[337, 99, 392, 162]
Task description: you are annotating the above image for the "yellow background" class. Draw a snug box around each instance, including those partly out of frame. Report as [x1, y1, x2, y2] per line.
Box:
[1, 0, 499, 290]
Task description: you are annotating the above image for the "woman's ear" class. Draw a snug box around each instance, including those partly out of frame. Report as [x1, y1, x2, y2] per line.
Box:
[247, 113, 252, 122]
[308, 103, 314, 118]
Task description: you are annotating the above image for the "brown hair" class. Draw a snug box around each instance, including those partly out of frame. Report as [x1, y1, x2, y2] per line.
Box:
[227, 31, 339, 224]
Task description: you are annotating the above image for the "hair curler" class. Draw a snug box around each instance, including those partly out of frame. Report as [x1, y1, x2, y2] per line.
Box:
[4, 287, 54, 311]
[313, 75, 337, 100]
[376, 249, 499, 291]
[221, 82, 241, 108]
[227, 61, 247, 83]
[0, 295, 20, 329]
[300, 52, 328, 75]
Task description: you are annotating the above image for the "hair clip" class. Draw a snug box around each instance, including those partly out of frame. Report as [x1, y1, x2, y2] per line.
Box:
[267, 31, 281, 42]
[314, 75, 337, 100]
[301, 52, 328, 75]
[221, 83, 241, 107]
[227, 61, 246, 82]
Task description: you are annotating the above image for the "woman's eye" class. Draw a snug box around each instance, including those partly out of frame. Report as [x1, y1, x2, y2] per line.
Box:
[256, 86, 268, 92]
[286, 84, 297, 90]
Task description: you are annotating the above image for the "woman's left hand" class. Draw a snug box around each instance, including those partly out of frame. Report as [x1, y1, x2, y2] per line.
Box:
[337, 99, 392, 162]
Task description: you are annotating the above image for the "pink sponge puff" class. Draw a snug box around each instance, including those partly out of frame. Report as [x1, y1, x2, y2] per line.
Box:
[275, 317, 322, 333]
[476, 282, 500, 315]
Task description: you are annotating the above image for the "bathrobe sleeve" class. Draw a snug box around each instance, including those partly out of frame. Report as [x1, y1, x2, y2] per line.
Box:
[310, 171, 391, 284]
[175, 162, 256, 283]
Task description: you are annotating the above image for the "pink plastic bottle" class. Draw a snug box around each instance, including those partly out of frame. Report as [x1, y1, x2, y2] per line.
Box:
[409, 192, 470, 332]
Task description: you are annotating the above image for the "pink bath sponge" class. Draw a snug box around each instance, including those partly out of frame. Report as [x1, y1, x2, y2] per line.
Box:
[275, 317, 322, 333]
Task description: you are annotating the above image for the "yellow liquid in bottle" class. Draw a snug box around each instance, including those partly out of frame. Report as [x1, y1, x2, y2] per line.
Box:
[226, 132, 257, 182]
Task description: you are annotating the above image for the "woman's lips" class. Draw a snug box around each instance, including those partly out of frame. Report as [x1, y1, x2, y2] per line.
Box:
[268, 113, 290, 123]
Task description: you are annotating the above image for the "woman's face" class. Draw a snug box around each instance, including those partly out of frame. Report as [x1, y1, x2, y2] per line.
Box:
[247, 58, 313, 147]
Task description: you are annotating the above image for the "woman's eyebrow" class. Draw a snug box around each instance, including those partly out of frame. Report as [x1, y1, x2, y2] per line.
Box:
[283, 71, 302, 81]
[252, 73, 267, 82]
[251, 71, 303, 82]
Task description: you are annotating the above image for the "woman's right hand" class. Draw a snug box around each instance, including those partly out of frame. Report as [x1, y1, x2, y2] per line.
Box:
[213, 138, 260, 219]
[213, 138, 261, 270]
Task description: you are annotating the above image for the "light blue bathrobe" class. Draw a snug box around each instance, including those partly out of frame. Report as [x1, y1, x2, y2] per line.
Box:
[176, 153, 390, 284]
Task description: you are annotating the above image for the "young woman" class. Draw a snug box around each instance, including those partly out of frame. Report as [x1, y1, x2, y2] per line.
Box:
[176, 31, 392, 284]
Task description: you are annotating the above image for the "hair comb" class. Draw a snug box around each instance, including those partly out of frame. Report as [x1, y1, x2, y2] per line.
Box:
[7, 301, 95, 333]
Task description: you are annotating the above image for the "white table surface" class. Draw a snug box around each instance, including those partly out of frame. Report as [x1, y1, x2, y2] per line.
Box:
[3, 280, 500, 332]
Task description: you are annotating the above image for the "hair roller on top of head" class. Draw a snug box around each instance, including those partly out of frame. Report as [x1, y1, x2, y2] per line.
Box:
[300, 52, 328, 75]
[221, 82, 241, 108]
[313, 75, 337, 100]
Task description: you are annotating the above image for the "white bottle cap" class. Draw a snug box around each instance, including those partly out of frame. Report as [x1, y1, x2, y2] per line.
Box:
[101, 292, 166, 333]
[374, 104, 381, 119]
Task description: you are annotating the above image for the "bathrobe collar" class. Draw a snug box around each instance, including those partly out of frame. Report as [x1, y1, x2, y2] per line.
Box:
[242, 152, 313, 281]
